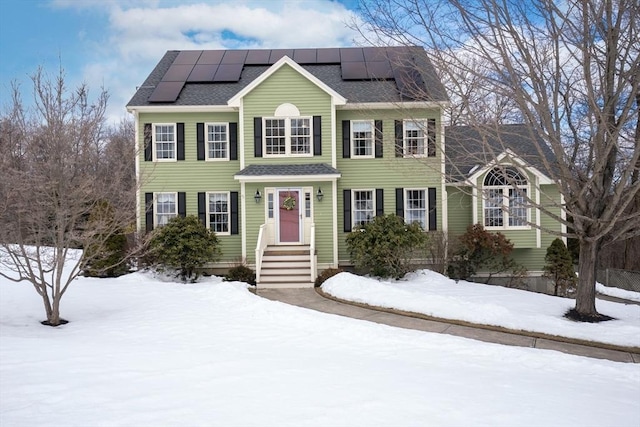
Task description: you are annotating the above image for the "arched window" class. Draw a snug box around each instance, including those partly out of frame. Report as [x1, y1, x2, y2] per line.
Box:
[483, 167, 529, 228]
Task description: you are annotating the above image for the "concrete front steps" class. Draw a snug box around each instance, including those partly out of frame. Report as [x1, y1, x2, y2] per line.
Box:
[257, 245, 314, 288]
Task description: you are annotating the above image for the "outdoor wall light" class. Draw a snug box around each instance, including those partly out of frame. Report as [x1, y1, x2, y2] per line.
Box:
[316, 187, 323, 202]
[254, 189, 262, 203]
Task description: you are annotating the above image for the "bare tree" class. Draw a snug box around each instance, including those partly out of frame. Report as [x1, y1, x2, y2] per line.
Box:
[0, 67, 138, 326]
[354, 0, 639, 320]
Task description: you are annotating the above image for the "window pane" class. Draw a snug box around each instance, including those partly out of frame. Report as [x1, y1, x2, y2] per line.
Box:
[155, 125, 175, 159]
[405, 189, 426, 229]
[265, 119, 286, 155]
[156, 193, 176, 227]
[291, 118, 311, 154]
[353, 190, 374, 226]
[208, 193, 229, 233]
[352, 121, 373, 157]
[509, 188, 527, 226]
[405, 121, 425, 155]
[484, 189, 503, 227]
[268, 193, 274, 219]
[207, 124, 228, 159]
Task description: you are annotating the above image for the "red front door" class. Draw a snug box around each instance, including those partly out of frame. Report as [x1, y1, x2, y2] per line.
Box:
[278, 190, 300, 243]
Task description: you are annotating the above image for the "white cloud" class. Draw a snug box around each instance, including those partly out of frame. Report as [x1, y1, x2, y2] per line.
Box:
[54, 0, 363, 123]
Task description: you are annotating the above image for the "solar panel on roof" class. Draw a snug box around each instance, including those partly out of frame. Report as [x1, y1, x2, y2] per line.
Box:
[293, 49, 317, 64]
[366, 61, 393, 79]
[221, 50, 248, 64]
[316, 48, 340, 63]
[197, 50, 224, 65]
[187, 64, 218, 82]
[362, 47, 387, 62]
[393, 66, 425, 100]
[174, 50, 202, 65]
[148, 81, 185, 102]
[213, 63, 243, 82]
[245, 49, 271, 64]
[341, 61, 368, 80]
[269, 49, 294, 63]
[340, 47, 365, 62]
[161, 64, 195, 82]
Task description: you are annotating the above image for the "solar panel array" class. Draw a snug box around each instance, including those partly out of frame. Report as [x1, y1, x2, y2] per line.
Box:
[148, 47, 421, 103]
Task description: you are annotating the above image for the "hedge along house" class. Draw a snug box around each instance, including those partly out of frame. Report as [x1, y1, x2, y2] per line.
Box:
[127, 47, 564, 288]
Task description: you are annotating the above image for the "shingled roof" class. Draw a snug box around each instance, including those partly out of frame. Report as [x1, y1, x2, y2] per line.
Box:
[445, 124, 557, 182]
[127, 46, 448, 107]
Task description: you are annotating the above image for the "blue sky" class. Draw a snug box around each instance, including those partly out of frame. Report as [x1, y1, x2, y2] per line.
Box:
[0, 0, 363, 123]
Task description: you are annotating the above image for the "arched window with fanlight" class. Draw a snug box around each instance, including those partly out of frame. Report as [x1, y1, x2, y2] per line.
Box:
[483, 167, 529, 228]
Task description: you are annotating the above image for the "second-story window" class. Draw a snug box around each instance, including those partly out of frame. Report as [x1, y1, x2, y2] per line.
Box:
[154, 124, 176, 161]
[207, 123, 228, 160]
[402, 119, 436, 157]
[264, 117, 312, 157]
[351, 120, 374, 158]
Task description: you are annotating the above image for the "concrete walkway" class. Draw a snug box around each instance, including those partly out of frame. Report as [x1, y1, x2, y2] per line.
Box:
[256, 288, 640, 364]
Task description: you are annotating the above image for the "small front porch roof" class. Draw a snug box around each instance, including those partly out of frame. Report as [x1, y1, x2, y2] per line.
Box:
[234, 163, 341, 183]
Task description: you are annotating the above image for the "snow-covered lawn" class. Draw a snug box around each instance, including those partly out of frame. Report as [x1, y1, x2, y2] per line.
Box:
[322, 270, 640, 348]
[1, 271, 639, 427]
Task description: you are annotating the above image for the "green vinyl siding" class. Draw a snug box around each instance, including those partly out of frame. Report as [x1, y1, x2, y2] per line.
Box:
[336, 109, 443, 263]
[446, 186, 473, 236]
[138, 112, 241, 262]
[242, 64, 332, 165]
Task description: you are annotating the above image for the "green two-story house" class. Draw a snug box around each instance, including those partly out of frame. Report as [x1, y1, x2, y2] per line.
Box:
[127, 46, 564, 288]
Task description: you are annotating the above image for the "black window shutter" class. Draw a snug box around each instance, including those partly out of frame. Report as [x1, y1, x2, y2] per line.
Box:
[196, 123, 205, 160]
[375, 120, 383, 158]
[230, 191, 239, 235]
[198, 192, 206, 227]
[376, 189, 384, 217]
[144, 123, 152, 161]
[395, 188, 404, 218]
[395, 120, 403, 157]
[178, 192, 186, 217]
[342, 120, 350, 158]
[229, 122, 238, 160]
[177, 123, 185, 160]
[343, 189, 352, 232]
[313, 116, 322, 156]
[428, 187, 437, 230]
[145, 192, 154, 232]
[254, 117, 263, 157]
[427, 119, 436, 157]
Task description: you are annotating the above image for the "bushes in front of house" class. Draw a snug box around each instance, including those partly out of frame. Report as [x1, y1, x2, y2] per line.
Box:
[447, 224, 523, 283]
[543, 238, 577, 296]
[148, 215, 221, 282]
[346, 214, 428, 279]
[82, 201, 130, 278]
[225, 263, 256, 285]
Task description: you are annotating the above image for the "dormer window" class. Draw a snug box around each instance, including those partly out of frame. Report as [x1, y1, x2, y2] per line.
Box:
[483, 167, 529, 228]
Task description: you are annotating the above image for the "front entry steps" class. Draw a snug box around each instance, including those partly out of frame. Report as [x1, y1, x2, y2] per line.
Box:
[257, 245, 314, 288]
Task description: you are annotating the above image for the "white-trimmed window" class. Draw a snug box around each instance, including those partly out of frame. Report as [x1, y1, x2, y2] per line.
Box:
[351, 120, 374, 158]
[207, 192, 230, 235]
[353, 190, 374, 227]
[403, 119, 436, 157]
[206, 123, 228, 160]
[483, 167, 529, 228]
[155, 192, 177, 227]
[154, 124, 176, 161]
[405, 189, 426, 229]
[264, 117, 312, 156]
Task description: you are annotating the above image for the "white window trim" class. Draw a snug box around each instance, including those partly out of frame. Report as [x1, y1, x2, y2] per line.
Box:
[403, 119, 434, 158]
[352, 189, 375, 228]
[205, 122, 229, 162]
[152, 123, 177, 162]
[482, 180, 531, 230]
[206, 191, 231, 236]
[404, 188, 427, 230]
[263, 117, 313, 158]
[153, 192, 178, 228]
[350, 120, 375, 159]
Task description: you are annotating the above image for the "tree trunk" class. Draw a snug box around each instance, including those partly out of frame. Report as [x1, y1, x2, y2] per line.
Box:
[574, 239, 599, 316]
